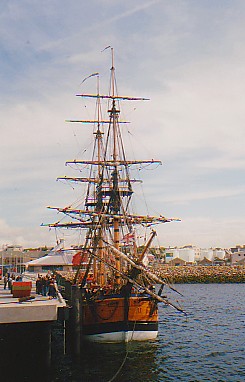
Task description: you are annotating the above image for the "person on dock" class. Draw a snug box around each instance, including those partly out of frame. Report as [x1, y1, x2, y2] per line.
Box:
[41, 275, 49, 296]
[48, 278, 57, 298]
[36, 276, 42, 294]
[3, 274, 8, 289]
[8, 276, 13, 292]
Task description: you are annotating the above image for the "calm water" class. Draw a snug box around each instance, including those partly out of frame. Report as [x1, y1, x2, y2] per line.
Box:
[48, 284, 245, 382]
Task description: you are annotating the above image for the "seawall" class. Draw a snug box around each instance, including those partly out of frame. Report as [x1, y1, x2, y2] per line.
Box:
[154, 265, 245, 283]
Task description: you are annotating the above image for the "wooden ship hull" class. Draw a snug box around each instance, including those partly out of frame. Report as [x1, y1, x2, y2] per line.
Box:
[82, 295, 158, 343]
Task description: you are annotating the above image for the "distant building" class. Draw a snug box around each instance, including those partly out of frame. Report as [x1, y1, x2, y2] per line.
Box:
[0, 244, 51, 275]
[178, 248, 195, 263]
[230, 245, 245, 253]
[237, 258, 245, 265]
[163, 246, 196, 264]
[25, 252, 74, 273]
[213, 249, 225, 260]
[199, 249, 213, 261]
[168, 257, 186, 266]
[230, 247, 245, 265]
[164, 248, 178, 263]
[198, 257, 213, 266]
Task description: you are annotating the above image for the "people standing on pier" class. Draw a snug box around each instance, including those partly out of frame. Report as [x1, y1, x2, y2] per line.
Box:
[34, 273, 58, 297]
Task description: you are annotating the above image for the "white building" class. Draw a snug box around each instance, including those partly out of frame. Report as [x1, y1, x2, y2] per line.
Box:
[230, 249, 245, 264]
[25, 252, 74, 273]
[213, 249, 226, 260]
[164, 248, 179, 263]
[25, 240, 74, 273]
[178, 248, 195, 263]
[164, 247, 196, 263]
[199, 249, 214, 261]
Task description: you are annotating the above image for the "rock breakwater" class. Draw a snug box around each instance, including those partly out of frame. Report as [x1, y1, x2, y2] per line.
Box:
[155, 265, 245, 283]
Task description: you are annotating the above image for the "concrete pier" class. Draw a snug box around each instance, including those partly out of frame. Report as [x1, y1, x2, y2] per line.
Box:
[0, 279, 66, 324]
[0, 279, 67, 381]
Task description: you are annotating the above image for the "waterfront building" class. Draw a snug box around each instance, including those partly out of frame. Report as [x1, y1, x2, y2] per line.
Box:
[163, 246, 197, 264]
[25, 241, 74, 273]
[168, 257, 186, 266]
[178, 248, 195, 263]
[197, 257, 213, 266]
[25, 252, 74, 273]
[199, 249, 214, 261]
[164, 248, 179, 263]
[230, 246, 245, 265]
[0, 245, 51, 276]
[213, 249, 226, 260]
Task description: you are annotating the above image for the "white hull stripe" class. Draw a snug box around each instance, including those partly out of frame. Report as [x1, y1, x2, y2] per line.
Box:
[83, 330, 158, 343]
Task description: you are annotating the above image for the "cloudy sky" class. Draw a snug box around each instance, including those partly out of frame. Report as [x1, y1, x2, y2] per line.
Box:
[1, 0, 245, 249]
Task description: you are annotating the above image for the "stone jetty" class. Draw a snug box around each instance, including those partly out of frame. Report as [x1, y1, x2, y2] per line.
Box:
[154, 265, 245, 283]
[55, 266, 245, 285]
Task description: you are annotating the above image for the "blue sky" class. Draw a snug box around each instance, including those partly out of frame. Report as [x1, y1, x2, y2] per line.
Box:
[0, 0, 245, 249]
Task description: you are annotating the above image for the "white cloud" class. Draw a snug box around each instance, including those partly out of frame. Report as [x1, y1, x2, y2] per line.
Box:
[156, 216, 245, 248]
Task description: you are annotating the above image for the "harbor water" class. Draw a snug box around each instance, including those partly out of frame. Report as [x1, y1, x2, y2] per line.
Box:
[4, 284, 245, 381]
[51, 284, 244, 382]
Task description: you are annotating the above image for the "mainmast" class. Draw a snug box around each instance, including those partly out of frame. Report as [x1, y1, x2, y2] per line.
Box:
[93, 74, 103, 284]
[110, 48, 121, 285]
[94, 75, 105, 285]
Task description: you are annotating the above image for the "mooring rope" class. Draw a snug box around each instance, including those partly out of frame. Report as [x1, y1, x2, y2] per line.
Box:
[107, 319, 137, 382]
[107, 349, 129, 382]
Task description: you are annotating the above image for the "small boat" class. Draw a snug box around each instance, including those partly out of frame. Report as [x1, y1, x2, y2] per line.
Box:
[45, 48, 184, 343]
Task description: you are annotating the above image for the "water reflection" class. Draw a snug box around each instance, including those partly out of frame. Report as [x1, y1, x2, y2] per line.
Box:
[49, 315, 160, 382]
[80, 341, 159, 382]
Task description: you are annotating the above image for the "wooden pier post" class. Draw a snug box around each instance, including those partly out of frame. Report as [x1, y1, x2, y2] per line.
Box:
[67, 284, 82, 356]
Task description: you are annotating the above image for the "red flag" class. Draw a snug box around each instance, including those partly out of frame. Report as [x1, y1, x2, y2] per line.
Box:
[122, 232, 135, 244]
[72, 251, 89, 266]
[72, 251, 82, 266]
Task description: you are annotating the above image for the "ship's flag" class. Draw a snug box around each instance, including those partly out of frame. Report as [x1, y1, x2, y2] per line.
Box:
[122, 232, 135, 244]
[72, 251, 82, 266]
[72, 250, 89, 266]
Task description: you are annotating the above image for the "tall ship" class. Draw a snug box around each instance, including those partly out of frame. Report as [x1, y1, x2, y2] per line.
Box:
[46, 48, 183, 343]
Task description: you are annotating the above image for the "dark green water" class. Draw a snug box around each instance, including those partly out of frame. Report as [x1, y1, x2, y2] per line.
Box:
[2, 284, 244, 381]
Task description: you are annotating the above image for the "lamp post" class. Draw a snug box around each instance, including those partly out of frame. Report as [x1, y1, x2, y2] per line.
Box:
[1, 251, 2, 279]
[1, 245, 5, 278]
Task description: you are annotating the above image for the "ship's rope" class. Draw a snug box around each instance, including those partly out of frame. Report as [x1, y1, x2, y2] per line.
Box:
[107, 348, 129, 382]
[107, 319, 137, 382]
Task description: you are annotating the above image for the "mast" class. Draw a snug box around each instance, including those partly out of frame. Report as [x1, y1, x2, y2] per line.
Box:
[93, 75, 101, 283]
[95, 75, 105, 286]
[110, 48, 121, 286]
